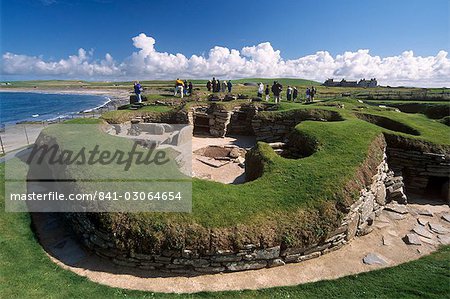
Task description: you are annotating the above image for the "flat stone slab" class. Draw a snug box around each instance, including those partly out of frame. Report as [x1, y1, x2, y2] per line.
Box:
[384, 210, 406, 220]
[417, 209, 433, 217]
[382, 235, 393, 246]
[429, 223, 449, 234]
[404, 233, 422, 245]
[442, 214, 450, 223]
[363, 253, 388, 265]
[387, 230, 398, 237]
[437, 235, 450, 245]
[375, 222, 390, 229]
[196, 156, 230, 168]
[384, 204, 408, 215]
[377, 214, 391, 223]
[417, 217, 429, 226]
[412, 225, 433, 239]
[418, 236, 436, 245]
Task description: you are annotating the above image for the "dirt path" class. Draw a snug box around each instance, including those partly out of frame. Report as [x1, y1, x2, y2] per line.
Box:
[33, 199, 450, 294]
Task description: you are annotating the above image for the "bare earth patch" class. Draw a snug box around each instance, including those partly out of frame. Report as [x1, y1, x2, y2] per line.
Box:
[33, 198, 450, 294]
[191, 135, 256, 184]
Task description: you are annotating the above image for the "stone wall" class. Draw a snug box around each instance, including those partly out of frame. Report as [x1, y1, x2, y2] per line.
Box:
[190, 104, 261, 137]
[251, 117, 296, 143]
[226, 105, 258, 135]
[66, 150, 393, 274]
[251, 110, 343, 143]
[386, 147, 449, 201]
[190, 104, 231, 137]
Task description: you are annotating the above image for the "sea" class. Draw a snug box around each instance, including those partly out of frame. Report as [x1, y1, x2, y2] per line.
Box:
[0, 92, 110, 126]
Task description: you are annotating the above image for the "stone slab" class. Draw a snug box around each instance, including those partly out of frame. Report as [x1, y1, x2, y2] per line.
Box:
[404, 233, 422, 245]
[363, 253, 388, 265]
[412, 225, 433, 239]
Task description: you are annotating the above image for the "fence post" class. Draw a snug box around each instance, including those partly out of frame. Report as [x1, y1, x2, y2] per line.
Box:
[23, 125, 30, 145]
[0, 135, 5, 155]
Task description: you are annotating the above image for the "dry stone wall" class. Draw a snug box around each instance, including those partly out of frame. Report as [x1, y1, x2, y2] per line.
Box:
[251, 110, 342, 142]
[387, 147, 449, 201]
[67, 150, 394, 274]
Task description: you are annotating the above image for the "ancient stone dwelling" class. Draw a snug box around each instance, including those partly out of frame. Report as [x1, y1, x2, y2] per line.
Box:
[323, 78, 378, 88]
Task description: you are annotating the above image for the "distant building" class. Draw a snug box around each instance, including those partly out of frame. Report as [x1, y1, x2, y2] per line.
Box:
[323, 78, 377, 88]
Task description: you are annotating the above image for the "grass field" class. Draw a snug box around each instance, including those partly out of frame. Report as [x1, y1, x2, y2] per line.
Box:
[10, 80, 449, 252]
[1, 79, 450, 297]
[1, 160, 449, 299]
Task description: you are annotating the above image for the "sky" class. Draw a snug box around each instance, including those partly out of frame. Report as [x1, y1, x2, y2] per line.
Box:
[0, 0, 449, 86]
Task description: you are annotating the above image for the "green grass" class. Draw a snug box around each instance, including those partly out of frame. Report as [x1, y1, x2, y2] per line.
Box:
[26, 99, 449, 252]
[1, 91, 450, 297]
[101, 105, 174, 123]
[1, 159, 449, 299]
[64, 118, 103, 124]
[13, 96, 450, 251]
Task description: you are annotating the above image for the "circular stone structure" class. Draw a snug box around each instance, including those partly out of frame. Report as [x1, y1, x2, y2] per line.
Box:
[30, 101, 450, 275]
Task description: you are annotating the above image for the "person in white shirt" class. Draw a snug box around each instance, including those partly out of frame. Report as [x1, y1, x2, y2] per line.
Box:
[257, 82, 264, 98]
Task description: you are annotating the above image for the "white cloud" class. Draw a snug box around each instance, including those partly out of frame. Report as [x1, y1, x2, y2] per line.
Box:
[2, 33, 449, 87]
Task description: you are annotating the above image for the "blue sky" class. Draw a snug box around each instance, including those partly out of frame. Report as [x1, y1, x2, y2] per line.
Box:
[1, 0, 449, 86]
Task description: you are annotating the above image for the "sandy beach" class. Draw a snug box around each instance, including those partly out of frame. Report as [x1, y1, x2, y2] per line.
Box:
[0, 88, 130, 154]
[0, 87, 130, 111]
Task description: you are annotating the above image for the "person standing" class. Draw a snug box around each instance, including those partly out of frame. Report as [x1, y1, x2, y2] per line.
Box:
[227, 80, 233, 93]
[206, 80, 212, 92]
[183, 80, 188, 96]
[257, 82, 264, 98]
[221, 80, 227, 92]
[271, 81, 282, 104]
[286, 86, 293, 101]
[293, 87, 298, 102]
[174, 78, 184, 98]
[212, 77, 217, 93]
[188, 82, 193, 95]
[265, 84, 270, 101]
[310, 86, 316, 102]
[306, 88, 311, 102]
[134, 81, 143, 103]
[216, 79, 221, 92]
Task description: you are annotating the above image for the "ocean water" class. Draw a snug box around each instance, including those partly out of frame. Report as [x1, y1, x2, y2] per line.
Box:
[0, 92, 109, 125]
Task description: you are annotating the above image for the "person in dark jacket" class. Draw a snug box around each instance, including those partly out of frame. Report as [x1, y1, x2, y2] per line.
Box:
[212, 77, 217, 92]
[134, 81, 142, 103]
[293, 87, 298, 102]
[183, 80, 188, 95]
[188, 82, 193, 95]
[271, 81, 282, 103]
[286, 86, 293, 101]
[265, 84, 270, 101]
[310, 86, 316, 102]
[216, 79, 221, 92]
[227, 80, 232, 93]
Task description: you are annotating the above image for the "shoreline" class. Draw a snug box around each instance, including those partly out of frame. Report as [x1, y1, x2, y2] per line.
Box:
[0, 88, 130, 154]
[0, 88, 130, 124]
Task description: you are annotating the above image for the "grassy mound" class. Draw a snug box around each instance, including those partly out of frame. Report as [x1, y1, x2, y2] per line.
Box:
[355, 112, 420, 136]
[57, 98, 449, 254]
[1, 160, 449, 297]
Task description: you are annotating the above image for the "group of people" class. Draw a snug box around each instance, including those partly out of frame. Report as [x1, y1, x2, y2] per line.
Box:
[256, 81, 317, 103]
[207, 77, 232, 93]
[305, 87, 317, 102]
[174, 79, 194, 98]
[134, 79, 317, 103]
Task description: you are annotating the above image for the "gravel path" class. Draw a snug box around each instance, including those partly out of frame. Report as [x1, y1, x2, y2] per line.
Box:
[33, 198, 450, 294]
